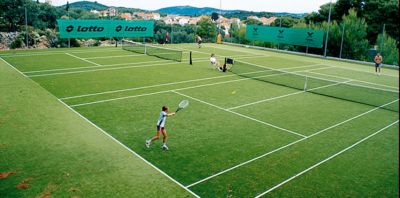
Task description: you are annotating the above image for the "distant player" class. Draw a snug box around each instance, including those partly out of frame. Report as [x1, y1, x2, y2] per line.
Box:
[164, 31, 169, 45]
[196, 35, 202, 48]
[374, 53, 383, 75]
[146, 106, 176, 150]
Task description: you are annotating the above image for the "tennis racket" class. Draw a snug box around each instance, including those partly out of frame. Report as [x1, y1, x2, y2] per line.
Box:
[175, 100, 189, 113]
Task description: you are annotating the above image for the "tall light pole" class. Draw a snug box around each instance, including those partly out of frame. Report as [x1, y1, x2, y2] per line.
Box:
[25, 7, 28, 48]
[219, 0, 222, 32]
[339, 23, 345, 59]
[323, 0, 333, 57]
[380, 24, 386, 54]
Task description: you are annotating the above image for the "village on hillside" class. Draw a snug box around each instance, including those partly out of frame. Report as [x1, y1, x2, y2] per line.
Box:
[89, 7, 277, 37]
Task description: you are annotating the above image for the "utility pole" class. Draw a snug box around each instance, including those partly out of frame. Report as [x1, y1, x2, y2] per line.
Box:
[68, 11, 70, 48]
[25, 7, 28, 48]
[323, 0, 333, 57]
[380, 24, 386, 54]
[219, 0, 222, 33]
[339, 23, 345, 59]
[171, 23, 173, 44]
[278, 16, 282, 50]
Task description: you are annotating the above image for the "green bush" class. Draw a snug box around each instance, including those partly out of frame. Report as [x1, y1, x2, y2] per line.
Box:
[10, 38, 23, 49]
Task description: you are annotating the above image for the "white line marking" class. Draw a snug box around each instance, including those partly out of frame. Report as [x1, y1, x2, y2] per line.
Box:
[0, 57, 200, 198]
[238, 60, 399, 93]
[207, 45, 266, 56]
[27, 60, 189, 77]
[254, 120, 399, 198]
[23, 53, 256, 74]
[211, 43, 399, 78]
[186, 99, 398, 188]
[227, 80, 353, 110]
[0, 57, 28, 77]
[306, 70, 398, 89]
[0, 48, 123, 57]
[62, 63, 322, 100]
[84, 53, 151, 60]
[84, 51, 193, 60]
[24, 59, 172, 74]
[172, 90, 307, 138]
[172, 45, 271, 59]
[70, 90, 172, 107]
[67, 65, 326, 106]
[59, 100, 200, 198]
[66, 53, 101, 66]
[323, 63, 399, 78]
[26, 54, 263, 77]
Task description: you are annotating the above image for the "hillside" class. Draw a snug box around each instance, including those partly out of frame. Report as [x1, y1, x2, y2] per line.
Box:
[156, 6, 240, 16]
[68, 1, 108, 10]
[63, 2, 305, 18]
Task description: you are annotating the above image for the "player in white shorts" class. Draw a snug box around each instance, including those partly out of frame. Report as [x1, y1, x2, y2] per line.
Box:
[146, 106, 176, 150]
[210, 53, 223, 71]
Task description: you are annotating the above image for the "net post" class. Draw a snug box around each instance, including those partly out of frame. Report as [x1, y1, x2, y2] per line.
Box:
[190, 51, 193, 65]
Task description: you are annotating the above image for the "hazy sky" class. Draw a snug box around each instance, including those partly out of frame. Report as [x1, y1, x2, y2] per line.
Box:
[47, 0, 335, 13]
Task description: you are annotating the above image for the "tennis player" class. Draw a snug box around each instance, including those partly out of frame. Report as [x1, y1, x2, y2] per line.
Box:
[196, 35, 203, 48]
[146, 106, 176, 150]
[164, 31, 169, 45]
[210, 54, 223, 71]
[374, 53, 383, 75]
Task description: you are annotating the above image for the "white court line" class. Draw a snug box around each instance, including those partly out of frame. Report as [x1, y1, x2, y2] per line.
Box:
[186, 99, 398, 188]
[323, 63, 399, 78]
[171, 90, 307, 138]
[62, 63, 322, 100]
[306, 70, 398, 90]
[69, 90, 173, 107]
[238, 60, 399, 93]
[254, 120, 399, 197]
[0, 57, 28, 77]
[207, 44, 266, 56]
[68, 64, 326, 106]
[0, 57, 200, 198]
[172, 45, 271, 59]
[214, 44, 399, 78]
[0, 48, 123, 57]
[60, 99, 201, 198]
[66, 53, 101, 66]
[24, 53, 259, 74]
[84, 54, 150, 59]
[84, 51, 192, 60]
[24, 59, 173, 74]
[227, 80, 353, 110]
[26, 54, 264, 77]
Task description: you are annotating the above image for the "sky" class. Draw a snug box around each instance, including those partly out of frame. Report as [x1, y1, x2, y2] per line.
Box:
[47, 0, 335, 13]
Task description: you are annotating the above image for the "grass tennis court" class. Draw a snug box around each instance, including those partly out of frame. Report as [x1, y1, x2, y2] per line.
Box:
[1, 43, 398, 197]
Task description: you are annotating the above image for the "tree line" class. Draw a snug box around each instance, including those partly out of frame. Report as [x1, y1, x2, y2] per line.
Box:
[0, 0, 398, 64]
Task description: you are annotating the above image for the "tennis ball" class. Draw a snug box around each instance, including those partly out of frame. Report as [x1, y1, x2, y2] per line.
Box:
[231, 91, 236, 94]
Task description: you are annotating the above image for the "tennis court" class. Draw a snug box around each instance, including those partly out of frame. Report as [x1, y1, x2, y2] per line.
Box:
[1, 43, 398, 197]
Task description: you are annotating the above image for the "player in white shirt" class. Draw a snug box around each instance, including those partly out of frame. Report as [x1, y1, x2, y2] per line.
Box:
[146, 106, 176, 150]
[210, 53, 223, 71]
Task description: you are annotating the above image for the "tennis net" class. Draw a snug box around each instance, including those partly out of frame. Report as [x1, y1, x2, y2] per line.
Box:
[230, 60, 398, 112]
[122, 40, 183, 62]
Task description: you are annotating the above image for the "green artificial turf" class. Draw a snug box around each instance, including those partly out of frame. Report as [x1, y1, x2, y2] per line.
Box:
[1, 43, 398, 197]
[0, 58, 192, 197]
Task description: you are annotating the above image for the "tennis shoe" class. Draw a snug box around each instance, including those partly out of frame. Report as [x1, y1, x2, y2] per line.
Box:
[145, 140, 151, 148]
[162, 144, 169, 150]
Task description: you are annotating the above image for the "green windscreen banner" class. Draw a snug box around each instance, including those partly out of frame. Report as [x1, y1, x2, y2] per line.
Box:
[246, 25, 324, 48]
[57, 20, 154, 38]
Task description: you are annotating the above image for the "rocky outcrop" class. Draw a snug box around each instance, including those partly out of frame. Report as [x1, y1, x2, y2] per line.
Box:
[0, 32, 20, 50]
